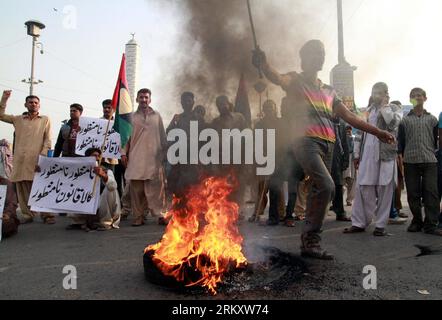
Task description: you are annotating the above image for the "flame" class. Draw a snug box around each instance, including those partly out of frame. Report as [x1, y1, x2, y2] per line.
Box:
[145, 175, 247, 295]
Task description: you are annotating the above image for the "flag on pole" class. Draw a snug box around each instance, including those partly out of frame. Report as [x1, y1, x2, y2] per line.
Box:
[111, 54, 133, 149]
[234, 73, 252, 127]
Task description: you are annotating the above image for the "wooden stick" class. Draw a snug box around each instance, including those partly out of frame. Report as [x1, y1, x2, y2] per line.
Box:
[246, 0, 263, 79]
[91, 118, 112, 196]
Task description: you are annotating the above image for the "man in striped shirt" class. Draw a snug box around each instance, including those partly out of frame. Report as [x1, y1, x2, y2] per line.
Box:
[252, 40, 395, 259]
[398, 88, 441, 235]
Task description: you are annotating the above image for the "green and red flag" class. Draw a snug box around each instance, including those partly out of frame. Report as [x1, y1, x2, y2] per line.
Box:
[111, 54, 133, 149]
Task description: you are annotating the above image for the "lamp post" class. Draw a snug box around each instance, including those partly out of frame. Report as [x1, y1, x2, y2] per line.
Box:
[23, 20, 45, 95]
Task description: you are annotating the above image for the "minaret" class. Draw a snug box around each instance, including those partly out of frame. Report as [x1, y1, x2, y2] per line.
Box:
[125, 33, 140, 107]
[330, 0, 357, 111]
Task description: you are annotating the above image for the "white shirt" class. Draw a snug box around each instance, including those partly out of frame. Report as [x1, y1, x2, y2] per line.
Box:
[357, 107, 396, 186]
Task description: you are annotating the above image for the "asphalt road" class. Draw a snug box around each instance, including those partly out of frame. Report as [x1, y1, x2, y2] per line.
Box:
[1, 195, 441, 300]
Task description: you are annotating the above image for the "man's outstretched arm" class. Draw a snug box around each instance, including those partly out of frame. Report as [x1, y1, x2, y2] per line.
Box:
[335, 102, 395, 144]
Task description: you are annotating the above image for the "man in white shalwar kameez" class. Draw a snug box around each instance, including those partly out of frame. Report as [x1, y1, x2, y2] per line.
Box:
[67, 148, 121, 231]
[344, 83, 402, 236]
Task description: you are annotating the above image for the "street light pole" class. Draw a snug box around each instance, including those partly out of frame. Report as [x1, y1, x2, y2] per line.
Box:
[30, 35, 37, 95]
[23, 20, 45, 95]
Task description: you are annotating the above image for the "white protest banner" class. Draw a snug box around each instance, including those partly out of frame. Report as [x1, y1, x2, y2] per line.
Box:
[75, 117, 121, 159]
[0, 185, 7, 242]
[28, 156, 99, 215]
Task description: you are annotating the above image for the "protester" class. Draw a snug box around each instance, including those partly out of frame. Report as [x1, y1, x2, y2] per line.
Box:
[121, 89, 167, 227]
[343, 125, 356, 207]
[0, 139, 19, 239]
[211, 95, 248, 220]
[388, 100, 408, 224]
[0, 90, 54, 225]
[65, 148, 121, 231]
[88, 147, 121, 230]
[252, 41, 395, 259]
[279, 96, 305, 227]
[166, 92, 200, 198]
[101, 99, 119, 173]
[54, 103, 83, 157]
[252, 100, 285, 225]
[344, 83, 402, 236]
[330, 117, 351, 221]
[398, 88, 441, 235]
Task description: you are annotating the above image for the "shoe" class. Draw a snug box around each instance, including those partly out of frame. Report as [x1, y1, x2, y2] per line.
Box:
[424, 229, 442, 236]
[336, 215, 351, 222]
[248, 215, 258, 223]
[388, 217, 407, 225]
[343, 226, 365, 234]
[300, 233, 334, 260]
[43, 216, 56, 225]
[259, 219, 279, 226]
[398, 212, 408, 219]
[373, 228, 388, 236]
[132, 218, 145, 227]
[283, 218, 296, 227]
[20, 216, 34, 224]
[407, 223, 423, 233]
[65, 224, 83, 230]
[158, 217, 169, 226]
[294, 215, 305, 221]
[97, 226, 112, 231]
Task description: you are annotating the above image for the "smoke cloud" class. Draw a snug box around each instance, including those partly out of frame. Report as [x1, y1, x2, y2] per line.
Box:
[170, 0, 323, 119]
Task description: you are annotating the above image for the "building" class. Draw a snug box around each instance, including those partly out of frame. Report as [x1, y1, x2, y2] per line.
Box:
[125, 34, 140, 106]
[330, 0, 357, 112]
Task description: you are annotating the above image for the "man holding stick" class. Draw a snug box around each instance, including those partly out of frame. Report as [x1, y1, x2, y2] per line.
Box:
[252, 40, 395, 259]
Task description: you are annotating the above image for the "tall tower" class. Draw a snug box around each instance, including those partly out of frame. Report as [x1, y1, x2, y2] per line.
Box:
[330, 0, 357, 111]
[125, 33, 140, 107]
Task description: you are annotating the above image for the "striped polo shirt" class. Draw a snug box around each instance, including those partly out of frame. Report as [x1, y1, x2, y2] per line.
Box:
[398, 110, 438, 164]
[282, 72, 341, 143]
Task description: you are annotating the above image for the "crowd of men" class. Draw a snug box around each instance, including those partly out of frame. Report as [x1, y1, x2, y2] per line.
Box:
[1, 39, 441, 260]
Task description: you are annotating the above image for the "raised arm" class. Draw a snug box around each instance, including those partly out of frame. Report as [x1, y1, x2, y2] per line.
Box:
[0, 90, 16, 124]
[252, 49, 292, 90]
[335, 102, 395, 144]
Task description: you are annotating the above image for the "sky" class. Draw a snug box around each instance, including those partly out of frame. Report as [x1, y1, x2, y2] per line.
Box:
[0, 0, 441, 143]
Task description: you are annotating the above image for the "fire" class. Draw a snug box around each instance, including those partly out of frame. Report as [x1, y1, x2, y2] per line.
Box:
[145, 175, 247, 295]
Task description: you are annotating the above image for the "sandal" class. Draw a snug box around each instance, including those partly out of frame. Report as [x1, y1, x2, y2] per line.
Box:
[258, 219, 279, 226]
[43, 217, 56, 225]
[373, 228, 388, 237]
[343, 226, 365, 234]
[284, 219, 296, 227]
[65, 224, 83, 230]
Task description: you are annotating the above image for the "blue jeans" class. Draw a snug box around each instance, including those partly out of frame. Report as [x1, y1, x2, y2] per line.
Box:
[389, 189, 398, 219]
